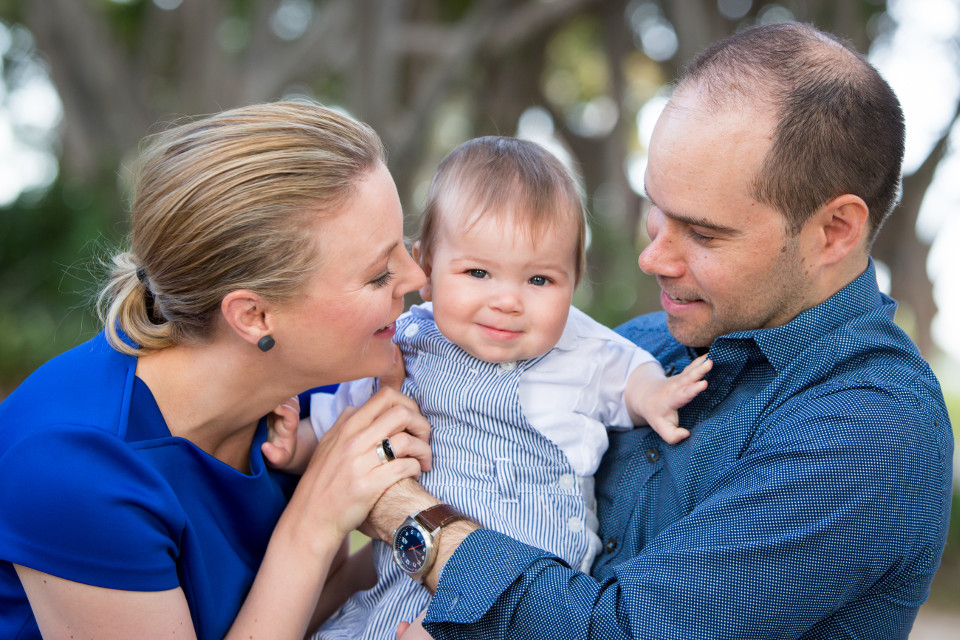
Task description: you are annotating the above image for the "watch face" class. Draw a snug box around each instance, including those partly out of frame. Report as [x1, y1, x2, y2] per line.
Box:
[394, 524, 429, 573]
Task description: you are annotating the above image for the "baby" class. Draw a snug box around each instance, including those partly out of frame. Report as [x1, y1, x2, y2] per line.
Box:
[283, 137, 710, 639]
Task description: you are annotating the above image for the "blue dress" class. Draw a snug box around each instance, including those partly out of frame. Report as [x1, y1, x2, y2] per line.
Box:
[0, 332, 297, 640]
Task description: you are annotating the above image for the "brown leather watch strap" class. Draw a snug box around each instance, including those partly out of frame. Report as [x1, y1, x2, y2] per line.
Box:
[415, 503, 466, 532]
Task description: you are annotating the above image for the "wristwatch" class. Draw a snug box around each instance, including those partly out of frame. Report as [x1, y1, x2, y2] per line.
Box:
[392, 503, 467, 582]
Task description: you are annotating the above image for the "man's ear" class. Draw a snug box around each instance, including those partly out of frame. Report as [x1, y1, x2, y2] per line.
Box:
[221, 290, 273, 348]
[412, 242, 434, 301]
[810, 194, 869, 265]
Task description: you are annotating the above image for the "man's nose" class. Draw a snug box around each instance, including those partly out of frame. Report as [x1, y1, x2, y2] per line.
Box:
[638, 218, 684, 278]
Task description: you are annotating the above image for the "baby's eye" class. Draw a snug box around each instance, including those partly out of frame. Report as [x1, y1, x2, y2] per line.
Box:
[529, 275, 549, 286]
[467, 269, 488, 279]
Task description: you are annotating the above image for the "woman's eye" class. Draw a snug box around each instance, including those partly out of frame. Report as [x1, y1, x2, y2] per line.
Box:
[467, 269, 488, 279]
[529, 275, 548, 286]
[370, 270, 395, 288]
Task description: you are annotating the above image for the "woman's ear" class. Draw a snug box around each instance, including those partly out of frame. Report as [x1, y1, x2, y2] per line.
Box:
[221, 290, 273, 348]
[412, 242, 433, 301]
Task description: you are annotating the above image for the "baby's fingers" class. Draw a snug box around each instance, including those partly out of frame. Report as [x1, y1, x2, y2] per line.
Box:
[679, 354, 713, 380]
[648, 417, 690, 445]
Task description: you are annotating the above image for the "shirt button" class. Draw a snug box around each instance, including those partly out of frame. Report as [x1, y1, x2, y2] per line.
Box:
[604, 538, 618, 553]
[499, 361, 517, 371]
[645, 447, 660, 463]
[403, 323, 419, 338]
[557, 473, 576, 490]
[567, 516, 584, 532]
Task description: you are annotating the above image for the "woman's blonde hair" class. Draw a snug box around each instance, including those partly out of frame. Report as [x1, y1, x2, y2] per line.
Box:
[98, 100, 386, 355]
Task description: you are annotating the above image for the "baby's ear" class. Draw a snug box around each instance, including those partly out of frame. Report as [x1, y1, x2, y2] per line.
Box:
[412, 241, 433, 301]
[420, 280, 433, 301]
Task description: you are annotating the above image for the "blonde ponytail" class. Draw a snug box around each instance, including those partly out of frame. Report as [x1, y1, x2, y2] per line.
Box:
[96, 100, 386, 355]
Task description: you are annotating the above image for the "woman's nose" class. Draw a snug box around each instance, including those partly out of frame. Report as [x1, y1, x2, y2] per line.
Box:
[397, 249, 426, 296]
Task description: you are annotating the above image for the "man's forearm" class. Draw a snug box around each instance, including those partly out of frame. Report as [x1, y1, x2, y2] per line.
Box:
[362, 478, 481, 592]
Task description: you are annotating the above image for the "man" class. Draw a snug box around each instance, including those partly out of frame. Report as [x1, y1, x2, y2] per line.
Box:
[368, 22, 954, 639]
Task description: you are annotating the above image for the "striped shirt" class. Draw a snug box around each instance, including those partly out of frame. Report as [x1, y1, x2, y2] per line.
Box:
[310, 304, 655, 640]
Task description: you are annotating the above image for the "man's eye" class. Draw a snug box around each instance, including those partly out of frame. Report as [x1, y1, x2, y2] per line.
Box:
[467, 269, 488, 279]
[529, 275, 549, 286]
[689, 229, 715, 243]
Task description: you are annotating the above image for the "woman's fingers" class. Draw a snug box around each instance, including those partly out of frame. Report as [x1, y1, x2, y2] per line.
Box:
[292, 387, 430, 539]
[371, 431, 432, 473]
[329, 388, 431, 447]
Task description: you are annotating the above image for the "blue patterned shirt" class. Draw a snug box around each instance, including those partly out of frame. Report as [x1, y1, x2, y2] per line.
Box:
[422, 261, 954, 639]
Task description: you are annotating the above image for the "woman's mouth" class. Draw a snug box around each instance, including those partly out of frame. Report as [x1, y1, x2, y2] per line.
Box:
[374, 322, 396, 337]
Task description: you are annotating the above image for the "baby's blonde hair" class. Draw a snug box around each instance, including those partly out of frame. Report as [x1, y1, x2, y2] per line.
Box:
[418, 136, 586, 284]
[98, 100, 386, 355]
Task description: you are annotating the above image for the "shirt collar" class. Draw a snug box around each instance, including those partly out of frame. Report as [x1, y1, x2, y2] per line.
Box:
[711, 258, 896, 373]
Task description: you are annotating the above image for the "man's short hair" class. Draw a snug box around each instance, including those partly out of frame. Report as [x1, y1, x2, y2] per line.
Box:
[678, 22, 905, 245]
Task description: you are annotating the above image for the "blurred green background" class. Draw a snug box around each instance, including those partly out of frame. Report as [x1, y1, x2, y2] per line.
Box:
[0, 0, 957, 622]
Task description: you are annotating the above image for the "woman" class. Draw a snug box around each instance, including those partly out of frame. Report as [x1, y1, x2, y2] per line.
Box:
[0, 101, 429, 639]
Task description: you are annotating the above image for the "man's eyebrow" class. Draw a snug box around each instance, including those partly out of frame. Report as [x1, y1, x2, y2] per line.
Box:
[643, 189, 740, 235]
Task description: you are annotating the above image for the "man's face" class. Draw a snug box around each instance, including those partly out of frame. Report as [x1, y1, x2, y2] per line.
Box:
[640, 90, 816, 348]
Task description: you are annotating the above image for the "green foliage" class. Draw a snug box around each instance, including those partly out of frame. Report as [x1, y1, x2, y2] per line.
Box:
[0, 178, 123, 394]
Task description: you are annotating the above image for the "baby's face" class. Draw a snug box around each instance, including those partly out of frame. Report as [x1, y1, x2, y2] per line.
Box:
[422, 212, 578, 363]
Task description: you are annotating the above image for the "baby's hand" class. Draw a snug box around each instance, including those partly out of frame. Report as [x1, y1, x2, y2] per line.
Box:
[379, 344, 406, 391]
[261, 396, 303, 471]
[627, 354, 711, 444]
[396, 610, 430, 639]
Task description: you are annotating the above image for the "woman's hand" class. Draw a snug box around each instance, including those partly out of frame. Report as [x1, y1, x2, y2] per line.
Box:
[288, 386, 431, 545]
[233, 387, 432, 639]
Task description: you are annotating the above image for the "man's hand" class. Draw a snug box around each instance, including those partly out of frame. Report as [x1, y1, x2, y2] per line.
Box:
[362, 478, 481, 593]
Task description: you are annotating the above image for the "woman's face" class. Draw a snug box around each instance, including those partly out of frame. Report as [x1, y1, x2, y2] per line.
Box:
[277, 162, 425, 386]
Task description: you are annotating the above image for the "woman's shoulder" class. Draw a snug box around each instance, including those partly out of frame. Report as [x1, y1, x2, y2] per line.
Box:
[0, 332, 137, 442]
[0, 419, 185, 591]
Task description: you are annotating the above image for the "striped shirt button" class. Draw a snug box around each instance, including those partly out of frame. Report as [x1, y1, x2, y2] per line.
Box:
[403, 322, 419, 338]
[558, 473, 576, 490]
[499, 361, 517, 371]
[567, 516, 584, 532]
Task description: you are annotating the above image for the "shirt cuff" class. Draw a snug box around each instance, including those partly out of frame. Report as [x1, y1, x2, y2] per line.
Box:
[425, 528, 556, 624]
